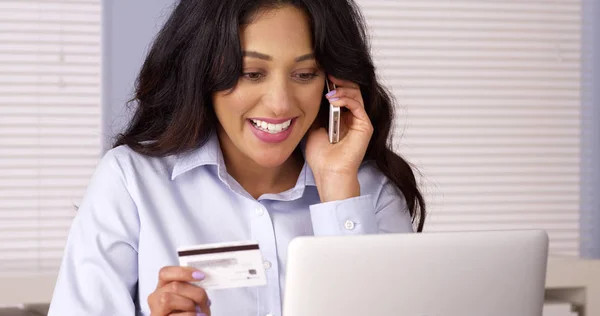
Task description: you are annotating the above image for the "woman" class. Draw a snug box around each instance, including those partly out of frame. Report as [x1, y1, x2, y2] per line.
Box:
[48, 0, 425, 315]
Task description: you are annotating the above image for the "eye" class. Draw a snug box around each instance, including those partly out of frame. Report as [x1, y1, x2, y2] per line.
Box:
[243, 72, 265, 81]
[294, 72, 318, 83]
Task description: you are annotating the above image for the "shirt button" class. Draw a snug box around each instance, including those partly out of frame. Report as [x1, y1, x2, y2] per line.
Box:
[344, 220, 355, 230]
[263, 260, 272, 270]
[256, 206, 265, 216]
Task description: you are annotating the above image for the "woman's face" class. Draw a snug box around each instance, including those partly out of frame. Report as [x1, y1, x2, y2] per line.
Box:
[212, 6, 325, 168]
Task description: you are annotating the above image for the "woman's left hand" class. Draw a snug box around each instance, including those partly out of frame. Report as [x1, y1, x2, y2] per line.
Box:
[305, 75, 374, 203]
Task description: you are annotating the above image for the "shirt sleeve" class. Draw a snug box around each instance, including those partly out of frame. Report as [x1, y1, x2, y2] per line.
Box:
[310, 173, 414, 236]
[48, 150, 140, 316]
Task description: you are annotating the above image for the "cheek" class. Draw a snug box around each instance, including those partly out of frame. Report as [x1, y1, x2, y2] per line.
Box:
[214, 91, 259, 123]
[298, 88, 323, 118]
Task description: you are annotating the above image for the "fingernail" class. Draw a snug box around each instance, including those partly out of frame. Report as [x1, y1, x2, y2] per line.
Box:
[326, 90, 337, 97]
[329, 97, 339, 102]
[197, 314, 207, 316]
[196, 305, 203, 313]
[208, 299, 212, 306]
[192, 271, 205, 280]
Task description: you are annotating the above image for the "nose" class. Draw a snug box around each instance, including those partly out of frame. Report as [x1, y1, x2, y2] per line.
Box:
[264, 75, 293, 116]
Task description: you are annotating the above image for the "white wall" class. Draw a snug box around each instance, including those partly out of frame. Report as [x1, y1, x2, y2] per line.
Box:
[581, 0, 600, 258]
[101, 0, 176, 151]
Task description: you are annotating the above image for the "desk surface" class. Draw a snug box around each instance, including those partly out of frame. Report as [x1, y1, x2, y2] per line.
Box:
[545, 257, 600, 316]
[546, 257, 600, 287]
[1, 257, 599, 312]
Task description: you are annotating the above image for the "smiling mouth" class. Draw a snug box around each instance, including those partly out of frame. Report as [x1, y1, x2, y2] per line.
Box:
[249, 118, 293, 134]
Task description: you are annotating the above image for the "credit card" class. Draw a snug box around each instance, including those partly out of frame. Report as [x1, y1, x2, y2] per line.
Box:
[177, 240, 267, 290]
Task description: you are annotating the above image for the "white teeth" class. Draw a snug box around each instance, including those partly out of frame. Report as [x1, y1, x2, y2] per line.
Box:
[251, 119, 293, 134]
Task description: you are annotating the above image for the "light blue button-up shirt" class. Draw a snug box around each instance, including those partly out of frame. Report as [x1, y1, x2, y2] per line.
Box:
[48, 132, 413, 316]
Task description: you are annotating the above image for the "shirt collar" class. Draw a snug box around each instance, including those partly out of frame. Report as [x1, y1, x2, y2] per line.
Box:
[171, 131, 316, 187]
[171, 130, 221, 180]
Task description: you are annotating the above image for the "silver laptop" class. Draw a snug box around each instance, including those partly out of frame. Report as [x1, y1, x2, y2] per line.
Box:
[283, 230, 549, 316]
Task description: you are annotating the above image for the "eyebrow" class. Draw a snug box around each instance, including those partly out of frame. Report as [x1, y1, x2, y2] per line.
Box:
[243, 51, 315, 63]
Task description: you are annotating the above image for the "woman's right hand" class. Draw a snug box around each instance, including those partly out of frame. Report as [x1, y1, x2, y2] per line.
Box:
[148, 266, 211, 316]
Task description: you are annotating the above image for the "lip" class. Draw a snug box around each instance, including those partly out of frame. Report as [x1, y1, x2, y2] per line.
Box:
[248, 117, 296, 124]
[248, 118, 296, 144]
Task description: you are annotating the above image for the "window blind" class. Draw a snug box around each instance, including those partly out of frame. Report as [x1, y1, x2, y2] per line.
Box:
[0, 0, 101, 300]
[357, 0, 582, 256]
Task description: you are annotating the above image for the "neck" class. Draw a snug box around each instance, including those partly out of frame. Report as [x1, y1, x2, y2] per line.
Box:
[217, 130, 304, 199]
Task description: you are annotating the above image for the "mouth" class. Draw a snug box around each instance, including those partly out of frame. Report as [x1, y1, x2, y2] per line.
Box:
[249, 118, 293, 134]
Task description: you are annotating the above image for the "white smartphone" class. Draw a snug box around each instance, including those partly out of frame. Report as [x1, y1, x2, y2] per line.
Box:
[326, 77, 340, 144]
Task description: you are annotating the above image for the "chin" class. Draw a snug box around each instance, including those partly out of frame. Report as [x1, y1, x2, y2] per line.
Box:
[250, 145, 296, 168]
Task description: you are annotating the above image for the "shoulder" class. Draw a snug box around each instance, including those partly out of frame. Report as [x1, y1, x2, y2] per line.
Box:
[82, 145, 180, 209]
[101, 145, 178, 180]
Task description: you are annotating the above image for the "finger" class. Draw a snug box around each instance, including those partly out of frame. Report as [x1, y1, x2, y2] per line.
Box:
[327, 74, 360, 89]
[171, 303, 211, 316]
[157, 266, 204, 288]
[163, 281, 209, 307]
[149, 290, 196, 315]
[328, 97, 372, 125]
[325, 87, 363, 105]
